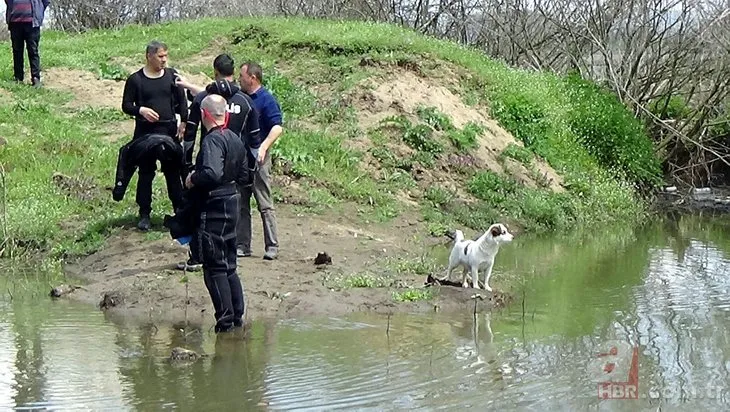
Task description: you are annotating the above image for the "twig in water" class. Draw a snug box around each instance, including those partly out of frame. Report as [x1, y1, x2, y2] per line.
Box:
[521, 288, 526, 321]
[521, 287, 526, 342]
[386, 312, 391, 337]
[183, 266, 189, 328]
[0, 162, 10, 259]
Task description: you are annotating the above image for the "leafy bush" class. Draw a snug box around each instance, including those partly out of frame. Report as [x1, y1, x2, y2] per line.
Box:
[467, 170, 519, 205]
[647, 95, 692, 120]
[562, 74, 662, 186]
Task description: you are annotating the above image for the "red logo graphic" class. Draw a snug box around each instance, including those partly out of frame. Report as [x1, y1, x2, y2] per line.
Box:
[592, 340, 639, 400]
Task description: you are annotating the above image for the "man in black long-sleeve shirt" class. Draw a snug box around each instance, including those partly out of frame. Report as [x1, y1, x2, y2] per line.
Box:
[185, 94, 250, 333]
[121, 40, 188, 231]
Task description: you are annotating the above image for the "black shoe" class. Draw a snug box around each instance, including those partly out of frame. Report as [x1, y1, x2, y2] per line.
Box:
[31, 77, 41, 88]
[137, 215, 151, 231]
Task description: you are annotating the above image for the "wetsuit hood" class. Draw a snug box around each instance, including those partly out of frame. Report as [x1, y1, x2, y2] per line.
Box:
[205, 79, 242, 100]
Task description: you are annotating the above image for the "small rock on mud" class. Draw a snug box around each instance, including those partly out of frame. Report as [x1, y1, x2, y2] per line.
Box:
[49, 284, 82, 298]
[314, 252, 332, 265]
[170, 347, 201, 362]
[99, 291, 124, 310]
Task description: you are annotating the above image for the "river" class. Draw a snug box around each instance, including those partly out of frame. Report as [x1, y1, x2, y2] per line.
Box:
[1, 213, 730, 410]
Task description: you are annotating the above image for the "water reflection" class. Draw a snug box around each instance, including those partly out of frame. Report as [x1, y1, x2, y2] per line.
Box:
[0, 215, 729, 410]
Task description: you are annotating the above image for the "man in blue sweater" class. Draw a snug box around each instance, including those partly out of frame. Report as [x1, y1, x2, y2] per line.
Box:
[237, 62, 283, 260]
[5, 0, 49, 87]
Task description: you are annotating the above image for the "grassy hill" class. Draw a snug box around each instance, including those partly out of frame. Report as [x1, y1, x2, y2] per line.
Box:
[0, 16, 661, 265]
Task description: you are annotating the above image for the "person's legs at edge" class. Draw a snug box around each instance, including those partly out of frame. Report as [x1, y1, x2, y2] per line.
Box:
[26, 25, 41, 86]
[252, 152, 279, 260]
[236, 183, 253, 257]
[9, 23, 26, 82]
[135, 157, 156, 231]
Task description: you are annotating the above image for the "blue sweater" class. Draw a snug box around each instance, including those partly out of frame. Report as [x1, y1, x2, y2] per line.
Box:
[248, 86, 283, 145]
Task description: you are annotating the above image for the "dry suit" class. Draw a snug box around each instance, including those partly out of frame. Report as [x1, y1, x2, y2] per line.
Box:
[186, 124, 252, 333]
[112, 132, 185, 211]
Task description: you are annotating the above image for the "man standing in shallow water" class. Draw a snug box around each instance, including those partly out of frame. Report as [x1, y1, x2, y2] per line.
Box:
[186, 93, 249, 333]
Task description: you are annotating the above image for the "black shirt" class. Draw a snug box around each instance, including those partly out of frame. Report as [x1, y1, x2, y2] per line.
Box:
[122, 68, 188, 124]
[190, 126, 250, 192]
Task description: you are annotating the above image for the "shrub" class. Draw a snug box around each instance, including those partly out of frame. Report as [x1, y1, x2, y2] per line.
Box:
[562, 74, 662, 186]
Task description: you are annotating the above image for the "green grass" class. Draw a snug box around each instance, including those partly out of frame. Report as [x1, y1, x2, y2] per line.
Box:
[0, 16, 662, 266]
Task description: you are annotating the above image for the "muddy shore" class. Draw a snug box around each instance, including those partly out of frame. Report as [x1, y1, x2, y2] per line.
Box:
[59, 205, 512, 329]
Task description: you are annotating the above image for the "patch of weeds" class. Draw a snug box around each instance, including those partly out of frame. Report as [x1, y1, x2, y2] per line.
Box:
[392, 288, 434, 302]
[500, 143, 534, 165]
[314, 97, 350, 124]
[323, 271, 393, 289]
[273, 130, 399, 220]
[304, 187, 340, 213]
[144, 231, 166, 242]
[446, 121, 482, 152]
[451, 203, 501, 231]
[386, 254, 439, 277]
[379, 115, 444, 157]
[75, 106, 130, 123]
[264, 70, 316, 119]
[467, 170, 520, 206]
[356, 201, 400, 224]
[97, 62, 129, 81]
[380, 167, 416, 190]
[421, 204, 454, 236]
[424, 186, 454, 208]
[416, 105, 454, 131]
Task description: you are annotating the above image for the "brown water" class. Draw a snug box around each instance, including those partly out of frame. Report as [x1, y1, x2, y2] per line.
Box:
[2, 214, 730, 410]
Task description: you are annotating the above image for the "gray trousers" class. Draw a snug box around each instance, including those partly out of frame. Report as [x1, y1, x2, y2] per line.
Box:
[236, 152, 279, 253]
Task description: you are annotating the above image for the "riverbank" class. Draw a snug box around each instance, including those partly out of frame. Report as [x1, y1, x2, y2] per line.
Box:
[0, 16, 665, 326]
[60, 203, 512, 328]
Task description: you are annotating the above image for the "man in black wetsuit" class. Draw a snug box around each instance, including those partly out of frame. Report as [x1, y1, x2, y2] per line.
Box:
[174, 54, 261, 271]
[185, 93, 249, 333]
[121, 40, 188, 231]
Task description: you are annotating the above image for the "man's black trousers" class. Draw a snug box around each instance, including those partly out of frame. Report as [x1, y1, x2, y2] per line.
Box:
[192, 190, 245, 333]
[132, 121, 183, 217]
[9, 22, 40, 82]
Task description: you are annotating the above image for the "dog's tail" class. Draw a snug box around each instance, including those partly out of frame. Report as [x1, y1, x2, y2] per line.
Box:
[453, 229, 464, 243]
[444, 229, 465, 242]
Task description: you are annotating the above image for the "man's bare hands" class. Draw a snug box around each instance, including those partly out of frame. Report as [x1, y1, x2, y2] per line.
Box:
[139, 107, 159, 122]
[175, 75, 205, 96]
[185, 171, 195, 189]
[177, 123, 186, 141]
[257, 146, 267, 164]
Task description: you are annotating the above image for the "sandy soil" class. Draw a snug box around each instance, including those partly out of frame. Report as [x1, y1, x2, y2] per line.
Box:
[60, 203, 512, 330]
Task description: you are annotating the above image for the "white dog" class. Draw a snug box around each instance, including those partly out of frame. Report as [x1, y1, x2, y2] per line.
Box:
[440, 223, 514, 291]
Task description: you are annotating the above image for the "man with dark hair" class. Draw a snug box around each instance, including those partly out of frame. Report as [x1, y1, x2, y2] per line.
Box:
[238, 61, 283, 261]
[185, 93, 250, 333]
[121, 40, 188, 231]
[5, 0, 49, 87]
[174, 54, 261, 270]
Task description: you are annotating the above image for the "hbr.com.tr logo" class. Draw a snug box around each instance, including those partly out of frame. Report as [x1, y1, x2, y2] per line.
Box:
[589, 340, 639, 400]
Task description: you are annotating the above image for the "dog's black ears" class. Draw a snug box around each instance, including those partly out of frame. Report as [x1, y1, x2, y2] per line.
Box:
[490, 225, 502, 237]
